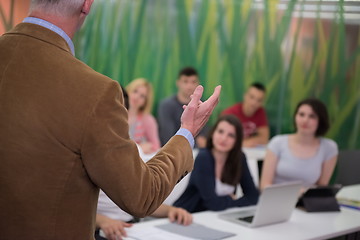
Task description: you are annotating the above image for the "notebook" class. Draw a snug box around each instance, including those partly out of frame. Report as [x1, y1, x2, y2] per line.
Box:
[219, 181, 302, 228]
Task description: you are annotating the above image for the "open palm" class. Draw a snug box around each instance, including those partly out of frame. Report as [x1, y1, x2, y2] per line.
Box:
[181, 85, 222, 137]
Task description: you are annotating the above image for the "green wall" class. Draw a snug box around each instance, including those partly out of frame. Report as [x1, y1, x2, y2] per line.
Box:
[74, 0, 360, 149]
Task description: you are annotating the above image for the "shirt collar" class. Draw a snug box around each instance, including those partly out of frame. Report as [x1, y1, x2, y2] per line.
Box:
[23, 17, 75, 56]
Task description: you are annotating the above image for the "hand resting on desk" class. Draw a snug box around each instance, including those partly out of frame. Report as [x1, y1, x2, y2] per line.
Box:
[97, 206, 192, 240]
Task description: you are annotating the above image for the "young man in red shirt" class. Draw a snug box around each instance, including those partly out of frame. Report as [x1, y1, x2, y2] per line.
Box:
[222, 83, 269, 147]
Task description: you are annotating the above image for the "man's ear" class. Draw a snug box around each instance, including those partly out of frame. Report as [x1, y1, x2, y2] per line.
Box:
[81, 0, 94, 15]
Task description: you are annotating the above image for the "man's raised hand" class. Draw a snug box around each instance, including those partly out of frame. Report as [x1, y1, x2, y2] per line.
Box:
[180, 85, 221, 137]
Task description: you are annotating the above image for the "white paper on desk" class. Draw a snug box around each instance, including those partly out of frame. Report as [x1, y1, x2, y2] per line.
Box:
[156, 222, 236, 240]
[125, 226, 195, 240]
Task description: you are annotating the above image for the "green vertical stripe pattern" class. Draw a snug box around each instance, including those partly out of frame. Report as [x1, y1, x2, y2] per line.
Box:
[73, 0, 360, 149]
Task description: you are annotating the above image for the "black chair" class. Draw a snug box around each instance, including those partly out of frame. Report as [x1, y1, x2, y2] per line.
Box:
[334, 150, 360, 186]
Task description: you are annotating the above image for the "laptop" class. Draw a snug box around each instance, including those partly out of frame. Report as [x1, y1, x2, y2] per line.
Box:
[219, 181, 302, 228]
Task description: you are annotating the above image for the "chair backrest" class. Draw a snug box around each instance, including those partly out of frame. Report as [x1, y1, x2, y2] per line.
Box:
[335, 150, 360, 186]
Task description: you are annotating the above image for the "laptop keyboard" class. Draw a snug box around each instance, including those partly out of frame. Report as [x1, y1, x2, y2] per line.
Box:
[238, 216, 254, 223]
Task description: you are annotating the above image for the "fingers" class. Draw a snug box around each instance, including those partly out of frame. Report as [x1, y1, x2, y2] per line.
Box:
[187, 85, 204, 109]
[118, 222, 132, 237]
[204, 85, 221, 106]
[169, 208, 193, 226]
[180, 85, 221, 137]
[118, 227, 127, 238]
[179, 210, 192, 226]
[113, 230, 123, 240]
[105, 229, 127, 240]
[105, 230, 121, 240]
[123, 222, 133, 228]
[183, 100, 202, 110]
[176, 213, 184, 225]
[105, 230, 123, 240]
[168, 210, 176, 223]
[103, 221, 132, 240]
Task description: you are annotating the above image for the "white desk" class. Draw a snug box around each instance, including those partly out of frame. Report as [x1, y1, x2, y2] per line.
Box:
[123, 206, 360, 240]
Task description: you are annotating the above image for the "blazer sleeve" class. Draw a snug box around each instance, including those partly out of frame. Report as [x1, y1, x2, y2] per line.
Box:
[193, 151, 250, 211]
[80, 81, 193, 217]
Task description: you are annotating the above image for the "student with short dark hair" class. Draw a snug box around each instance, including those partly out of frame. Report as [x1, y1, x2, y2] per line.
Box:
[178, 67, 198, 78]
[174, 115, 259, 213]
[158, 67, 208, 148]
[222, 82, 269, 147]
[260, 98, 338, 194]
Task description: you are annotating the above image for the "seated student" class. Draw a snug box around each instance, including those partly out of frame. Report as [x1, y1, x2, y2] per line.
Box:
[260, 98, 338, 193]
[126, 78, 160, 154]
[173, 115, 259, 213]
[95, 190, 192, 240]
[222, 82, 269, 147]
[158, 67, 208, 148]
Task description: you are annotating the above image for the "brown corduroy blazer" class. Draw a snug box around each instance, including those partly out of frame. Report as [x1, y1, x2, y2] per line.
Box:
[0, 23, 193, 240]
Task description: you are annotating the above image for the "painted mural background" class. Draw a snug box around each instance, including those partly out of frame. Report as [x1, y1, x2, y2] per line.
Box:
[74, 0, 360, 149]
[1, 0, 359, 149]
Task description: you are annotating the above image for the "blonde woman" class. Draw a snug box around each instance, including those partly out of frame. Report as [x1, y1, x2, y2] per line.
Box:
[126, 78, 160, 154]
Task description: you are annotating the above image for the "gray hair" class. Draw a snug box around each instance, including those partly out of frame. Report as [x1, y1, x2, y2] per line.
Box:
[30, 0, 85, 17]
